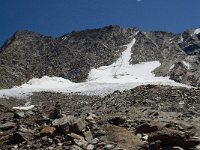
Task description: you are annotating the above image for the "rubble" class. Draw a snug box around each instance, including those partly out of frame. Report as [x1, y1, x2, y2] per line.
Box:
[0, 85, 200, 149]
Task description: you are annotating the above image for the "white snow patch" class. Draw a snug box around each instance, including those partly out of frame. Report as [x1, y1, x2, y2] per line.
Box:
[12, 105, 35, 110]
[169, 64, 175, 71]
[194, 28, 200, 35]
[62, 36, 68, 40]
[0, 38, 192, 99]
[179, 34, 184, 43]
[182, 61, 191, 69]
[20, 76, 76, 90]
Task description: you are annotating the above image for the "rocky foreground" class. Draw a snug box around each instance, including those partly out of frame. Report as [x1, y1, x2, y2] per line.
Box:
[1, 85, 200, 150]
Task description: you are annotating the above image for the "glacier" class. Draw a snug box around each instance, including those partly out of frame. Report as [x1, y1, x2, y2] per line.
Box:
[0, 38, 191, 98]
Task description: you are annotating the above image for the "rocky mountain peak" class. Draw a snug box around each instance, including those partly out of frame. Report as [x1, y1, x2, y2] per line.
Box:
[0, 25, 200, 89]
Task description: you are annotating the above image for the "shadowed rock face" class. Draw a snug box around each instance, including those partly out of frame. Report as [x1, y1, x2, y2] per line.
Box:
[0, 25, 200, 88]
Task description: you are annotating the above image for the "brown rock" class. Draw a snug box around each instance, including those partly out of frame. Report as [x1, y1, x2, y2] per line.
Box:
[40, 127, 56, 136]
[148, 128, 200, 149]
[104, 124, 147, 150]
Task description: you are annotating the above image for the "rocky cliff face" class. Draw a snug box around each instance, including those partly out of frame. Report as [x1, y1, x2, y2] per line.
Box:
[0, 25, 200, 88]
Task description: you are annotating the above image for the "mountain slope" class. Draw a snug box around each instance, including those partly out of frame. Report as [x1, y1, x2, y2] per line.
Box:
[0, 25, 200, 90]
[0, 25, 137, 88]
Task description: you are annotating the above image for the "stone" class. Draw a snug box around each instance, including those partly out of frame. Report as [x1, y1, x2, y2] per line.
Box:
[40, 127, 56, 136]
[71, 118, 86, 133]
[57, 143, 63, 146]
[52, 115, 75, 127]
[148, 128, 200, 149]
[196, 145, 200, 150]
[87, 144, 94, 150]
[92, 128, 106, 137]
[90, 138, 99, 144]
[97, 142, 106, 147]
[0, 122, 15, 131]
[104, 144, 114, 150]
[104, 125, 147, 150]
[52, 115, 76, 134]
[86, 113, 99, 121]
[68, 133, 85, 140]
[84, 131, 93, 142]
[25, 111, 35, 116]
[74, 139, 88, 148]
[14, 112, 25, 119]
[13, 145, 18, 149]
[48, 146, 54, 150]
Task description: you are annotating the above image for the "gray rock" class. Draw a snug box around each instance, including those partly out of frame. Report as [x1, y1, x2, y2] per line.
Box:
[52, 115, 75, 127]
[68, 133, 85, 140]
[14, 112, 25, 119]
[0, 122, 15, 130]
[84, 131, 93, 142]
[92, 128, 106, 137]
[104, 144, 114, 150]
[74, 139, 88, 149]
[71, 119, 86, 133]
[25, 111, 35, 116]
[87, 144, 94, 150]
[89, 138, 99, 144]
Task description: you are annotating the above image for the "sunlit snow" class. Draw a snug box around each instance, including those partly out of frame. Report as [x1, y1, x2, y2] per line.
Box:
[169, 64, 175, 71]
[0, 38, 191, 98]
[12, 105, 35, 110]
[182, 61, 191, 69]
[194, 28, 200, 35]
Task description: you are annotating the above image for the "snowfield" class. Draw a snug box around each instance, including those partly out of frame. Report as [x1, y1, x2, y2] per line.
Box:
[0, 38, 191, 98]
[194, 28, 200, 35]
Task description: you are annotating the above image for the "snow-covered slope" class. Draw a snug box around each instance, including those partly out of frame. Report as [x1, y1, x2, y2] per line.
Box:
[194, 28, 200, 35]
[0, 38, 191, 98]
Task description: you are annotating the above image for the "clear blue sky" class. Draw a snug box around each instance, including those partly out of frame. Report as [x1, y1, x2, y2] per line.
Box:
[0, 0, 200, 46]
